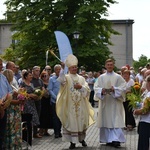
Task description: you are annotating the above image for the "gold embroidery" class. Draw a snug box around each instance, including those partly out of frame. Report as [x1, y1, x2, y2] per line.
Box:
[71, 89, 81, 117]
[70, 75, 81, 117]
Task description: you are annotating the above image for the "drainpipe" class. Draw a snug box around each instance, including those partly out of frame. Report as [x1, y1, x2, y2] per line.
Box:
[126, 20, 129, 65]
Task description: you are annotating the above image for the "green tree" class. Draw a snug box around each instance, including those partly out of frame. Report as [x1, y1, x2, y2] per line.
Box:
[3, 0, 117, 71]
[133, 55, 150, 72]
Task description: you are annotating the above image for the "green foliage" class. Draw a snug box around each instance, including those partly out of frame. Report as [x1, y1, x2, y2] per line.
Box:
[133, 55, 150, 72]
[0, 47, 17, 62]
[126, 82, 141, 109]
[0, 19, 10, 23]
[2, 0, 117, 71]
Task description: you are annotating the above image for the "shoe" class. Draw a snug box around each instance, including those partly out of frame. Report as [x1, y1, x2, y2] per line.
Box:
[106, 142, 113, 146]
[33, 134, 42, 138]
[69, 142, 76, 149]
[127, 126, 133, 131]
[55, 134, 59, 138]
[59, 133, 62, 137]
[38, 129, 44, 136]
[39, 132, 44, 136]
[80, 140, 87, 147]
[127, 125, 133, 131]
[124, 127, 127, 130]
[112, 141, 121, 148]
[44, 132, 50, 136]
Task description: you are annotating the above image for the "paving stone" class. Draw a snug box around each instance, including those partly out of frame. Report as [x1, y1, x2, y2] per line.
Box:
[24, 108, 138, 150]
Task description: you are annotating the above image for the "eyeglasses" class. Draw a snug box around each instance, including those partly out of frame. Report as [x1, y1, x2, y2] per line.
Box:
[45, 68, 51, 71]
[42, 75, 47, 78]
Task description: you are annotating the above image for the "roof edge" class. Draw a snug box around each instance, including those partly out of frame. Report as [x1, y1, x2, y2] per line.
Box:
[109, 19, 134, 24]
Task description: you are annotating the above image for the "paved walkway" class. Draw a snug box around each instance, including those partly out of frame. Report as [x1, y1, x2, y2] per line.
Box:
[23, 108, 139, 150]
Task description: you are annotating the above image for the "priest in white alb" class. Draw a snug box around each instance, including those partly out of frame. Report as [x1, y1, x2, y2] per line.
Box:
[94, 58, 126, 148]
[56, 54, 95, 149]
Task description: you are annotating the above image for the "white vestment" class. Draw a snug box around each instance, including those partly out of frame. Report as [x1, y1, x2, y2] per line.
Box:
[94, 71, 126, 143]
[56, 70, 95, 143]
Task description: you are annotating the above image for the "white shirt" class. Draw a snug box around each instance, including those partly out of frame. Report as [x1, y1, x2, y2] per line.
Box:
[135, 73, 143, 85]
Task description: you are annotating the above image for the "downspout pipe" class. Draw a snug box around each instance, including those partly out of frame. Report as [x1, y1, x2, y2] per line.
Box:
[126, 20, 129, 65]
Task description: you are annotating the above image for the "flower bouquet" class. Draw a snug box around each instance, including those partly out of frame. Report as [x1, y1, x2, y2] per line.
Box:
[141, 97, 150, 114]
[17, 88, 28, 111]
[126, 82, 142, 109]
[34, 88, 44, 100]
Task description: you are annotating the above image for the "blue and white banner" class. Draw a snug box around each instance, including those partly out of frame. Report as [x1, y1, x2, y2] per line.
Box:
[54, 31, 73, 73]
[54, 31, 73, 62]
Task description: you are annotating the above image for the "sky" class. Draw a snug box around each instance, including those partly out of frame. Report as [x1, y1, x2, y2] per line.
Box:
[0, 0, 149, 61]
[107, 0, 150, 61]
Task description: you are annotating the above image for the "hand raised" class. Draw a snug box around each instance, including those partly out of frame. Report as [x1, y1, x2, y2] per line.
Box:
[61, 62, 65, 69]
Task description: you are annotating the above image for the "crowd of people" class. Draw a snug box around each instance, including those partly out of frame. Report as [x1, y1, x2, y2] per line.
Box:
[0, 56, 150, 150]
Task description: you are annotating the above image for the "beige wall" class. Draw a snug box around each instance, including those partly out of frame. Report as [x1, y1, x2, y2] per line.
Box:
[109, 20, 134, 69]
[0, 23, 13, 54]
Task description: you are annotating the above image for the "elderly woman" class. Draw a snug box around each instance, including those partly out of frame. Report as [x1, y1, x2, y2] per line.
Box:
[122, 69, 136, 131]
[20, 71, 41, 142]
[39, 71, 53, 136]
[134, 76, 150, 150]
[3, 69, 22, 149]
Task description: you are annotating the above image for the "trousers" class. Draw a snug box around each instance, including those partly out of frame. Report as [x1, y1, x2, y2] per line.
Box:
[137, 121, 150, 150]
[0, 111, 7, 149]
